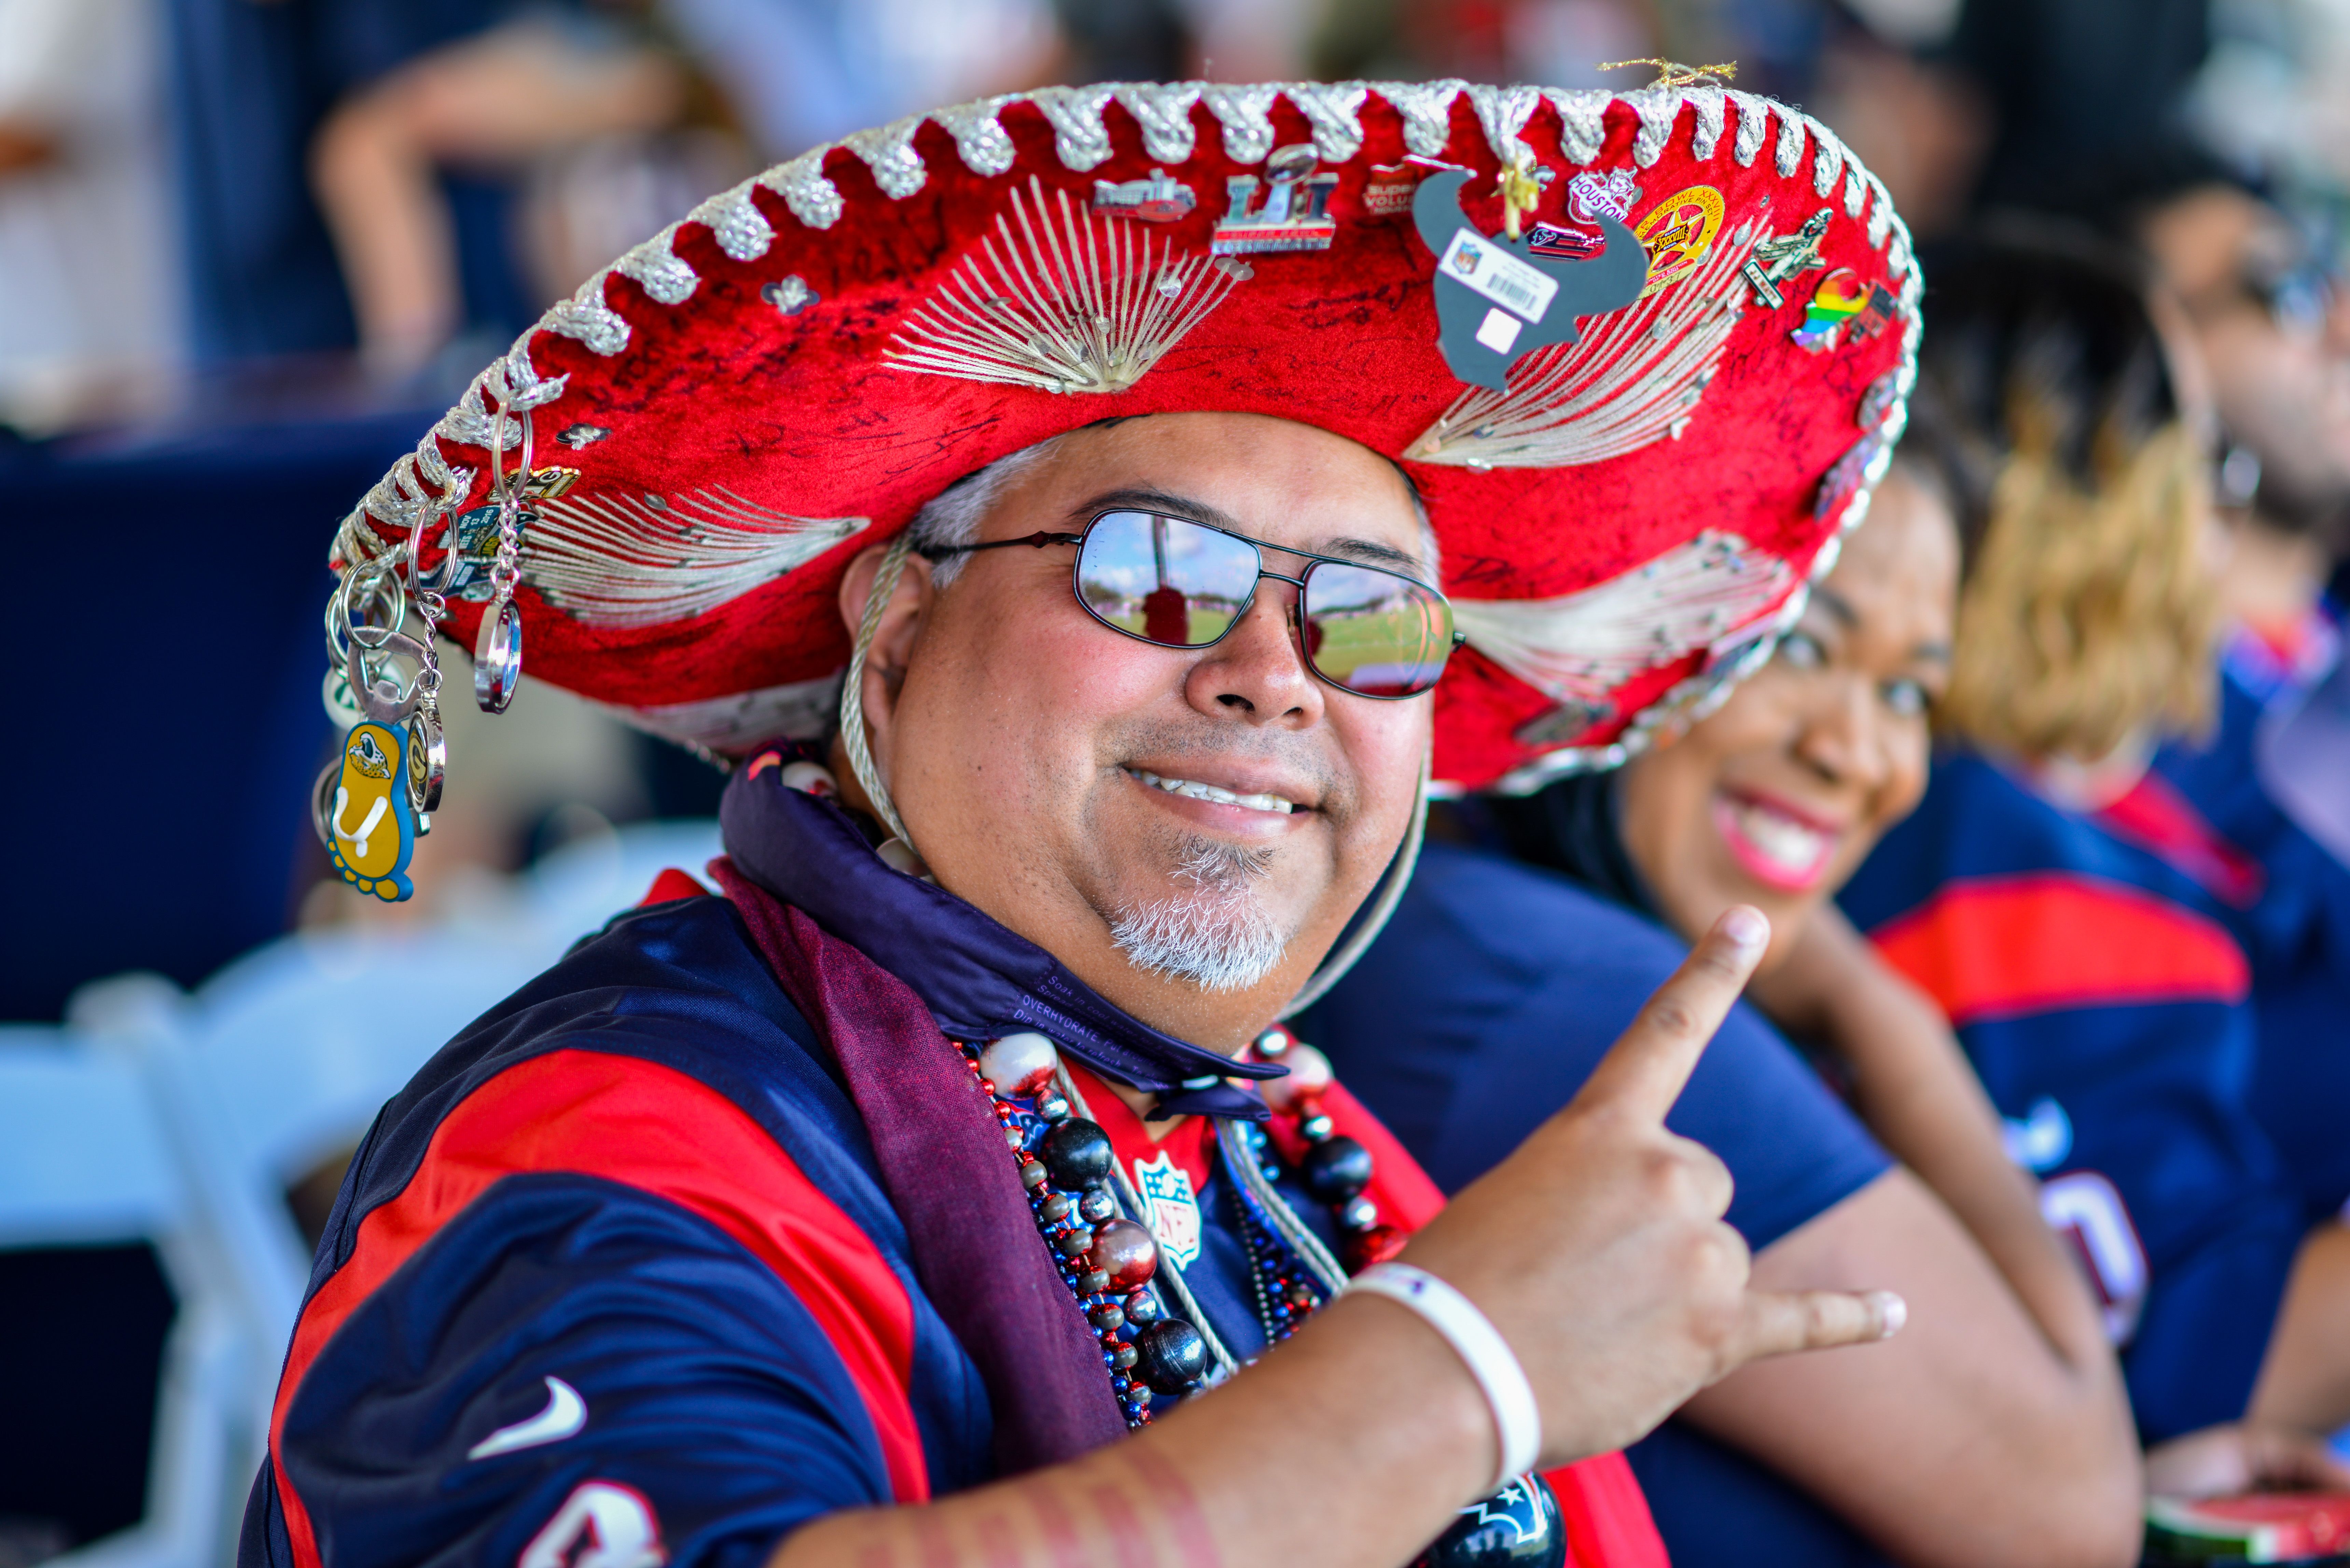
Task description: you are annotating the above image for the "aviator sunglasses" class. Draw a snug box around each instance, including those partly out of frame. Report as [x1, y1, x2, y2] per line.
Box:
[924, 508, 1462, 699]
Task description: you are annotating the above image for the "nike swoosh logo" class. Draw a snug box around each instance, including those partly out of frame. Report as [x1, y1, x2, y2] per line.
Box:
[468, 1376, 586, 1460]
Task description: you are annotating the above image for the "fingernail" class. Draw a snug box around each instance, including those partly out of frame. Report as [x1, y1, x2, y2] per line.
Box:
[1872, 1291, 1907, 1338]
[1722, 906, 1769, 952]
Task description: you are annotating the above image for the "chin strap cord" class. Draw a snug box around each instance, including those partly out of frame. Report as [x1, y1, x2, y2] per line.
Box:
[839, 532, 917, 849]
[1279, 753, 1430, 1020]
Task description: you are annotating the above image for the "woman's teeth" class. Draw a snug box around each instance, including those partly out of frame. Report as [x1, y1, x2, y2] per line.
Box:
[1726, 797, 1828, 870]
[1129, 768, 1296, 814]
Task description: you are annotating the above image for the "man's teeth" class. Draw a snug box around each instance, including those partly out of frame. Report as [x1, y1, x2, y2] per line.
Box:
[1729, 798, 1827, 869]
[1130, 769, 1296, 814]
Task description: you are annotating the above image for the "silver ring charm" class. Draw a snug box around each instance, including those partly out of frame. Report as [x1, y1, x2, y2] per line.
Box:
[310, 759, 340, 849]
[405, 708, 446, 816]
[474, 598, 523, 713]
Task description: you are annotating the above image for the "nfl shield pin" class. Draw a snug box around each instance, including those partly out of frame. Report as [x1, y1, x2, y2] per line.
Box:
[1134, 1152, 1203, 1270]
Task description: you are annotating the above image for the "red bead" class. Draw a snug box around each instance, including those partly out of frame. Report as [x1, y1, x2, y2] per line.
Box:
[1342, 1224, 1408, 1272]
[1088, 1218, 1158, 1289]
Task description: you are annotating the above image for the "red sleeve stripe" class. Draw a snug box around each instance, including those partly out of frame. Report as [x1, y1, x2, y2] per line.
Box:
[1868, 873, 2251, 1025]
[1545, 1453, 1670, 1568]
[269, 1048, 929, 1568]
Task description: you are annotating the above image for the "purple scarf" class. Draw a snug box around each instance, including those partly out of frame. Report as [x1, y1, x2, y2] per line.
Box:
[709, 760, 1279, 1473]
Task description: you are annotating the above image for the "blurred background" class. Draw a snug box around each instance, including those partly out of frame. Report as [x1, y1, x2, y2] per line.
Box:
[3, 0, 2347, 1561]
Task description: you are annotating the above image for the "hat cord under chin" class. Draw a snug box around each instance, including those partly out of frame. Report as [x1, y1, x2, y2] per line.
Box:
[839, 533, 918, 850]
[839, 523, 1424, 1021]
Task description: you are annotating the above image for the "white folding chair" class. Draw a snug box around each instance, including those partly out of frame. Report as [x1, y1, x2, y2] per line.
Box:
[151, 926, 567, 1376]
[0, 1023, 249, 1568]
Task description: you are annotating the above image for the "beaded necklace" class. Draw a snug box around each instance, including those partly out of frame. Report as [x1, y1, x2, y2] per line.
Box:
[961, 1024, 1566, 1568]
[960, 1021, 1407, 1427]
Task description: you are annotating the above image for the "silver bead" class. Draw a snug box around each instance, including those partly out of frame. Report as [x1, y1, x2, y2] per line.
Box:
[1300, 1113, 1335, 1142]
[978, 1032, 1060, 1099]
[1035, 1094, 1073, 1123]
[1078, 1187, 1117, 1223]
[1340, 1195, 1378, 1231]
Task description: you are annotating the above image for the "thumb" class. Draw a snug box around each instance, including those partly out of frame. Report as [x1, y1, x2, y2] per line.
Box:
[1728, 1287, 1907, 1370]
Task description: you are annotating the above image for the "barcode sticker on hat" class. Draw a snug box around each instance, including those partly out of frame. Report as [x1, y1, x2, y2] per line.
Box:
[1437, 228, 1558, 325]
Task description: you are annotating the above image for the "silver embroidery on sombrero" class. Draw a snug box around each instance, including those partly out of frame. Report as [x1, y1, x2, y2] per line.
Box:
[1406, 216, 1761, 469]
[887, 176, 1245, 395]
[523, 486, 868, 628]
[1452, 531, 1793, 718]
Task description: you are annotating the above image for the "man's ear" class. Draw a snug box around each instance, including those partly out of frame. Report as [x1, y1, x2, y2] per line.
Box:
[837, 540, 937, 778]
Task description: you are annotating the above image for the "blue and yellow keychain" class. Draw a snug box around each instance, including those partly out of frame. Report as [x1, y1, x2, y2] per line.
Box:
[320, 722, 418, 900]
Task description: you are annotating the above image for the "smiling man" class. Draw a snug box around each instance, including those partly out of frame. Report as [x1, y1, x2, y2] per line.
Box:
[266, 82, 1920, 1568]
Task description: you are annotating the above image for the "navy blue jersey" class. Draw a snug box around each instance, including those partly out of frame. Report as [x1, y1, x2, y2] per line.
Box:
[1304, 839, 1891, 1251]
[2159, 627, 2350, 1223]
[1841, 750, 2303, 1439]
[242, 893, 1353, 1568]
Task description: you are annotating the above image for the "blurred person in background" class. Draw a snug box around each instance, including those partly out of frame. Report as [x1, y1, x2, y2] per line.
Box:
[2120, 159, 2350, 1284]
[1308, 449, 2143, 1568]
[0, 0, 184, 435]
[307, 2, 704, 379]
[1838, 224, 2350, 1499]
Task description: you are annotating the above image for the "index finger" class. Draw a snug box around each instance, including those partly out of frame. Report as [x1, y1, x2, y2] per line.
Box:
[1570, 906, 1770, 1126]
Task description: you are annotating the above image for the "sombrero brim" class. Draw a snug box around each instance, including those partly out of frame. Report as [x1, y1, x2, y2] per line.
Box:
[331, 80, 1916, 792]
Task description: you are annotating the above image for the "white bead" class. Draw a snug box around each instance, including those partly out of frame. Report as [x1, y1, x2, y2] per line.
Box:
[1261, 1041, 1333, 1109]
[781, 760, 837, 797]
[979, 1031, 1060, 1098]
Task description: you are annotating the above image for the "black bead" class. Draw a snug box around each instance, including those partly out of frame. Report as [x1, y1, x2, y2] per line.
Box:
[1416, 1473, 1564, 1568]
[1134, 1318, 1209, 1395]
[1299, 1135, 1374, 1204]
[1077, 1187, 1117, 1223]
[1041, 1119, 1114, 1190]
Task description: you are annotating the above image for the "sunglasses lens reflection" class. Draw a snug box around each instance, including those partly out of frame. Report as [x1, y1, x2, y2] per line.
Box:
[1074, 510, 1452, 698]
[1301, 561, 1452, 697]
[1074, 511, 1258, 645]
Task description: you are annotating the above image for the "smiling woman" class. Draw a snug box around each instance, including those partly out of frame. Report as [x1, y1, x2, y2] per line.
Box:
[1314, 447, 2154, 1568]
[1611, 458, 1959, 972]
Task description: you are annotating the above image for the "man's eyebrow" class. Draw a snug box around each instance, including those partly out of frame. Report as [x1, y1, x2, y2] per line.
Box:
[1070, 488, 1427, 574]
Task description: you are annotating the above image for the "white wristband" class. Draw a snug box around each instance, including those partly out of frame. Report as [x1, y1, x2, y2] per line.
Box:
[1347, 1261, 1541, 1490]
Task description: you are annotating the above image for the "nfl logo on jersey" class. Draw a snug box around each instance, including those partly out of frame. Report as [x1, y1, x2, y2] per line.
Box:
[1134, 1151, 1203, 1269]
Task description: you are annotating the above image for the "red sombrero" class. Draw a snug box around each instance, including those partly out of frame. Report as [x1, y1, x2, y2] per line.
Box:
[329, 78, 1916, 795]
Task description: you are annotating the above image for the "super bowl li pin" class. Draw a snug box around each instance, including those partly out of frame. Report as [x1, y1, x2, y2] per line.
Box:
[1212, 143, 1339, 255]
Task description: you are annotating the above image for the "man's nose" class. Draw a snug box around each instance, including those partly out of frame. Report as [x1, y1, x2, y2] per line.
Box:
[1183, 576, 1324, 725]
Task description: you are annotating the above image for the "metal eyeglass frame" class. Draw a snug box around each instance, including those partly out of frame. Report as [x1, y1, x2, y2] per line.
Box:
[919, 507, 1466, 700]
